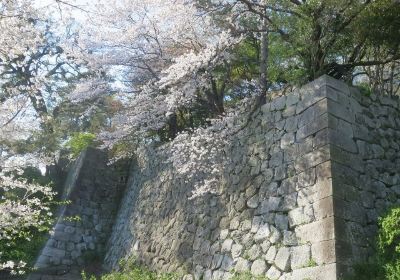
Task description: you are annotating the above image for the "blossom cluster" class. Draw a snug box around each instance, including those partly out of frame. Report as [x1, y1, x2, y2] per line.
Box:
[0, 172, 55, 274]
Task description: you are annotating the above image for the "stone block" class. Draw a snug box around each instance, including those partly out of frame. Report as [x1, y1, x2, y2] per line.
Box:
[265, 265, 282, 280]
[298, 168, 316, 187]
[284, 263, 337, 280]
[247, 244, 261, 261]
[294, 146, 330, 172]
[281, 192, 297, 211]
[275, 214, 288, 230]
[312, 240, 336, 265]
[269, 226, 281, 244]
[286, 93, 300, 107]
[271, 96, 286, 111]
[52, 231, 71, 242]
[313, 196, 334, 221]
[297, 114, 329, 140]
[265, 245, 277, 263]
[274, 247, 291, 271]
[322, 75, 350, 95]
[295, 217, 335, 243]
[246, 195, 259, 209]
[42, 247, 66, 259]
[250, 216, 262, 233]
[235, 258, 250, 272]
[288, 206, 314, 227]
[291, 244, 311, 269]
[220, 255, 233, 271]
[221, 239, 233, 253]
[254, 224, 271, 242]
[283, 230, 297, 246]
[330, 129, 358, 153]
[251, 259, 267, 276]
[231, 244, 243, 259]
[211, 254, 223, 269]
[328, 99, 355, 123]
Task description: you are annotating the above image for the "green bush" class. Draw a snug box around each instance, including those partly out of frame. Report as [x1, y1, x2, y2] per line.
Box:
[379, 207, 400, 280]
[0, 233, 48, 267]
[66, 132, 96, 158]
[351, 206, 400, 280]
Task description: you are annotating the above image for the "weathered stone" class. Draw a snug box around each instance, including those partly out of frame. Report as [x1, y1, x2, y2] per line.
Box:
[247, 244, 261, 261]
[231, 244, 243, 259]
[220, 229, 229, 240]
[274, 247, 291, 271]
[283, 230, 298, 246]
[220, 256, 233, 271]
[265, 265, 282, 280]
[269, 225, 281, 244]
[254, 224, 271, 242]
[230, 217, 240, 230]
[211, 254, 223, 269]
[275, 214, 288, 230]
[291, 245, 311, 269]
[235, 258, 251, 272]
[251, 259, 267, 276]
[246, 195, 259, 209]
[312, 240, 336, 265]
[221, 239, 233, 253]
[42, 247, 65, 259]
[250, 216, 262, 233]
[265, 245, 277, 263]
[288, 206, 314, 227]
[260, 240, 271, 253]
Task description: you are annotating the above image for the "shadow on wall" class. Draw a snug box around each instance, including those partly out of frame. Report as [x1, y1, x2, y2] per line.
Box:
[29, 148, 130, 279]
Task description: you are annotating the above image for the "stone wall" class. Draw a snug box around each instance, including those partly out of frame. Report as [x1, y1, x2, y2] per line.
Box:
[30, 148, 129, 279]
[31, 76, 400, 280]
[327, 78, 400, 276]
[105, 75, 400, 280]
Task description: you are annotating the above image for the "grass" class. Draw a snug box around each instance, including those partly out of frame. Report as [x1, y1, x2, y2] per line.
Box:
[81, 258, 179, 280]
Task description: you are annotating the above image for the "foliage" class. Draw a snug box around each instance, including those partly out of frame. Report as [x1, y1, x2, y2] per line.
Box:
[350, 207, 400, 280]
[0, 171, 56, 275]
[0, 232, 47, 268]
[66, 132, 96, 158]
[378, 207, 400, 279]
[81, 258, 179, 280]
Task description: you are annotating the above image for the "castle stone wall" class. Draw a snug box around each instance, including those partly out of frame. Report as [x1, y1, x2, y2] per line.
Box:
[105, 76, 398, 280]
[32, 76, 400, 280]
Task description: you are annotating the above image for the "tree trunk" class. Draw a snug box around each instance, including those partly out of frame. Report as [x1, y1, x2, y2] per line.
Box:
[259, 16, 268, 104]
[167, 113, 178, 140]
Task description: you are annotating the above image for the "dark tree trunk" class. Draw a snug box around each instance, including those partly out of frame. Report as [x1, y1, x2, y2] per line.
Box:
[167, 113, 178, 140]
[259, 15, 268, 104]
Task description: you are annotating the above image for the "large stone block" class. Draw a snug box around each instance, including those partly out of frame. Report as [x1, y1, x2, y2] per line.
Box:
[295, 217, 335, 243]
[291, 244, 311, 269]
[312, 240, 336, 265]
[283, 263, 337, 280]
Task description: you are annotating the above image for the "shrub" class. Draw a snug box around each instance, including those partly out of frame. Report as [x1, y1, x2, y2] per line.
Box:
[66, 132, 96, 158]
[350, 206, 400, 280]
[378, 207, 400, 280]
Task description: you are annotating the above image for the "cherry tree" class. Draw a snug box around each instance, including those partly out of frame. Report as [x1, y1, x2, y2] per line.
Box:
[68, 0, 245, 157]
[0, 1, 80, 274]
